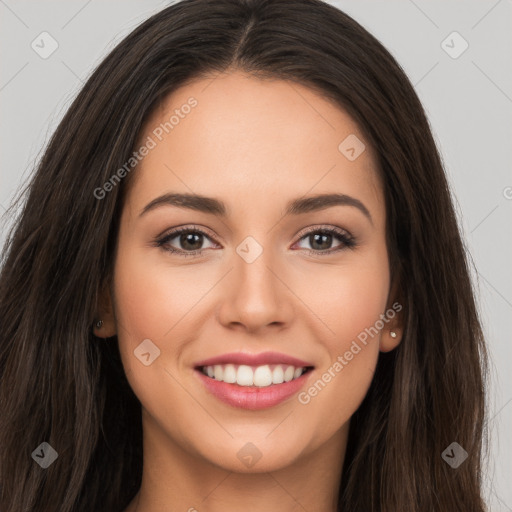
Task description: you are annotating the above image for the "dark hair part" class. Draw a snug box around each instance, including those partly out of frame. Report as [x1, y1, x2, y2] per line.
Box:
[0, 0, 488, 510]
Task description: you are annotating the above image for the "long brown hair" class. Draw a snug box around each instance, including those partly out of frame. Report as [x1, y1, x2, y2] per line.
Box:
[0, 0, 488, 510]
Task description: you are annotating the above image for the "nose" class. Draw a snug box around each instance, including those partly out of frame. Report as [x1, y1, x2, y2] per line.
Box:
[216, 242, 294, 334]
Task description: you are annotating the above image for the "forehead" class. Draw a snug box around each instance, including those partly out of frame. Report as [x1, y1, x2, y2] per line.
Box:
[125, 70, 383, 224]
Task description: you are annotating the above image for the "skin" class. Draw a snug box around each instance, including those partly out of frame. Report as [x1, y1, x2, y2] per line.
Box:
[96, 70, 403, 512]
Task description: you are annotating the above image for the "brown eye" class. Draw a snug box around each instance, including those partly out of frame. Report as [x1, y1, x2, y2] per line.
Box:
[156, 227, 217, 256]
[294, 227, 356, 255]
[177, 232, 204, 251]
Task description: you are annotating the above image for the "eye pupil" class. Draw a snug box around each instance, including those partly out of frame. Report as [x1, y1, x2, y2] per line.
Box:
[181, 233, 203, 250]
[310, 233, 332, 251]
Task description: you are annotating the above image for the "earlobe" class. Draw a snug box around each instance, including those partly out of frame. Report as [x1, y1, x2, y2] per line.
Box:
[93, 282, 117, 338]
[380, 328, 402, 352]
[380, 274, 405, 352]
[93, 318, 117, 339]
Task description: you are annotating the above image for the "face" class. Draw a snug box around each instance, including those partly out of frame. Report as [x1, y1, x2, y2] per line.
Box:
[99, 70, 402, 473]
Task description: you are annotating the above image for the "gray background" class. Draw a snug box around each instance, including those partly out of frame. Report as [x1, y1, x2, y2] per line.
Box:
[1, 0, 511, 509]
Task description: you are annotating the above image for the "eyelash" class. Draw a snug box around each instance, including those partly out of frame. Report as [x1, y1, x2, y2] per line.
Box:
[154, 224, 357, 258]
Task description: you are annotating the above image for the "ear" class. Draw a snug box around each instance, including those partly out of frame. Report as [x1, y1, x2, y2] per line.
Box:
[379, 275, 405, 353]
[93, 280, 117, 338]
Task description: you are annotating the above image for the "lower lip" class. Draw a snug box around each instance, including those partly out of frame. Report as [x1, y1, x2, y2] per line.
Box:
[195, 369, 313, 410]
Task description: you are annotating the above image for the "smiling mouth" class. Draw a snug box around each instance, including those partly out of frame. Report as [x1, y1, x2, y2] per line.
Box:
[196, 363, 314, 387]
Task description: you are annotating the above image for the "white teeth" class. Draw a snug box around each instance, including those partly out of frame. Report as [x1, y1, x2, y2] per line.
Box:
[202, 363, 308, 387]
[272, 365, 284, 384]
[236, 365, 254, 386]
[284, 365, 295, 382]
[253, 365, 272, 387]
[213, 365, 223, 381]
[223, 364, 237, 383]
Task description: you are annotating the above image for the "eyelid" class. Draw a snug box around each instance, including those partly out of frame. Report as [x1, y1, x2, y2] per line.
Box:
[294, 224, 352, 240]
[156, 224, 219, 242]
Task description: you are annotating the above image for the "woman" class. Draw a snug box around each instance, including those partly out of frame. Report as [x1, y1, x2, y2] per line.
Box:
[0, 0, 488, 510]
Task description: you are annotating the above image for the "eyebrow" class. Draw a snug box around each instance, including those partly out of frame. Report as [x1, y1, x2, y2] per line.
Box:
[139, 192, 373, 224]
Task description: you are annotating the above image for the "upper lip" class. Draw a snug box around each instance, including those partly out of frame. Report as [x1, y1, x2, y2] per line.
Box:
[194, 351, 314, 368]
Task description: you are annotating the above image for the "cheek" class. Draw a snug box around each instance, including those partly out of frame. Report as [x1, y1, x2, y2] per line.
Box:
[292, 250, 390, 346]
[292, 254, 388, 429]
[111, 249, 198, 427]
[298, 346, 378, 437]
[111, 246, 218, 387]
[112, 246, 211, 340]
[111, 247, 175, 379]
